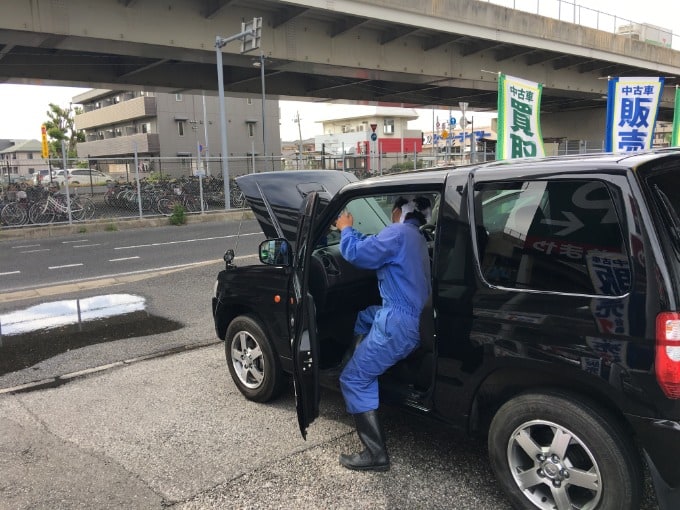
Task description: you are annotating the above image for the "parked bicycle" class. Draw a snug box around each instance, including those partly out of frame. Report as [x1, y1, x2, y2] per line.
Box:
[156, 183, 208, 216]
[230, 182, 246, 208]
[28, 191, 96, 224]
[1, 184, 48, 226]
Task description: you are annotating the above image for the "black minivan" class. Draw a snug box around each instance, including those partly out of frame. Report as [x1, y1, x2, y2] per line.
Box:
[213, 150, 680, 510]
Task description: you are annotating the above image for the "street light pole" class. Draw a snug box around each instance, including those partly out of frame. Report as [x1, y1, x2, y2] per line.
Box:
[259, 53, 267, 171]
[215, 39, 231, 210]
[215, 17, 262, 209]
[202, 92, 210, 176]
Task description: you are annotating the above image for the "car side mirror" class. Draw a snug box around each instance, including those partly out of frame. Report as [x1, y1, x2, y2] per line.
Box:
[259, 238, 291, 266]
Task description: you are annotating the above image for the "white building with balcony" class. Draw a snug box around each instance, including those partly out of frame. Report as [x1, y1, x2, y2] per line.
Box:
[314, 106, 423, 173]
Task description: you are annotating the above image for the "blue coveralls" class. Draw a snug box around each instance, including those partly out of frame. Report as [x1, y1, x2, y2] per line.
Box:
[338, 217, 431, 414]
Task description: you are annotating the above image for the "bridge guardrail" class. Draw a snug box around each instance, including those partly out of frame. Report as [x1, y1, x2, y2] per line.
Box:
[485, 0, 677, 50]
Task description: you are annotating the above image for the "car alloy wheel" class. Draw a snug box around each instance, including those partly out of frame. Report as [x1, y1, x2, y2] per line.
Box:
[488, 391, 641, 510]
[230, 329, 265, 390]
[507, 419, 602, 509]
[225, 315, 284, 402]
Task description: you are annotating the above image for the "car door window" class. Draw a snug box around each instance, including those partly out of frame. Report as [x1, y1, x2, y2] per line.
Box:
[474, 180, 629, 296]
[322, 193, 438, 247]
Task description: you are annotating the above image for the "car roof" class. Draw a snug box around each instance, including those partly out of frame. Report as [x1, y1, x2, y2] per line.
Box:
[238, 150, 680, 243]
[470, 148, 680, 173]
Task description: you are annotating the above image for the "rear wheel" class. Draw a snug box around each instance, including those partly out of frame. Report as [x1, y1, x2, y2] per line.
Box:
[1, 202, 27, 226]
[79, 197, 96, 219]
[225, 315, 284, 403]
[488, 391, 642, 510]
[69, 197, 87, 220]
[230, 187, 246, 208]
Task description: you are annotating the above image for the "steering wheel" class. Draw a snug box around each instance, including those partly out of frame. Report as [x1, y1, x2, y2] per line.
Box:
[420, 223, 436, 242]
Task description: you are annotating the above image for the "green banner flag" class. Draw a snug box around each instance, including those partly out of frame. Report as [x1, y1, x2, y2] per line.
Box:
[496, 74, 545, 160]
[673, 87, 680, 147]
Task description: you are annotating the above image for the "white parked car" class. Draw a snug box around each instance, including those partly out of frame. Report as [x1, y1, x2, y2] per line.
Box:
[31, 169, 51, 185]
[51, 169, 116, 186]
[46, 169, 68, 185]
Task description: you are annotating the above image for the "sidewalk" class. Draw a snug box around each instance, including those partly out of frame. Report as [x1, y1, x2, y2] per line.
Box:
[0, 341, 516, 510]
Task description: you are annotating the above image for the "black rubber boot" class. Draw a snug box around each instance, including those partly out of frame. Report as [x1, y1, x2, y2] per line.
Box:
[339, 410, 390, 471]
[340, 334, 364, 367]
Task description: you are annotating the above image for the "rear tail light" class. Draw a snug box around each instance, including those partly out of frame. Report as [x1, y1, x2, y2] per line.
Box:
[656, 312, 680, 399]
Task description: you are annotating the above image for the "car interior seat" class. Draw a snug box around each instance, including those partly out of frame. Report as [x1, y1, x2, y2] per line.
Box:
[390, 295, 435, 390]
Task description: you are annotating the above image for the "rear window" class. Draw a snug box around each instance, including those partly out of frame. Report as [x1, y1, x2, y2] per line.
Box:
[474, 179, 629, 296]
[644, 169, 680, 255]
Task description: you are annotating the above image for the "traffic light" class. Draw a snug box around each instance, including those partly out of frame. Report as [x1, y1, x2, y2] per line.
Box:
[240, 17, 262, 53]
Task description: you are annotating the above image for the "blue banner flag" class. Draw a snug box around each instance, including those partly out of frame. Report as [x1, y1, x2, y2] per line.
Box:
[605, 77, 664, 152]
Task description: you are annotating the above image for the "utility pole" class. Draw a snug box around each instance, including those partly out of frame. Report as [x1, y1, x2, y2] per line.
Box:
[459, 101, 469, 164]
[295, 110, 303, 170]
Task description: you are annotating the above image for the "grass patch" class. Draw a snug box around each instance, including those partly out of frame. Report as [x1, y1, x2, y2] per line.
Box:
[169, 204, 187, 226]
[105, 223, 118, 231]
[78, 226, 87, 233]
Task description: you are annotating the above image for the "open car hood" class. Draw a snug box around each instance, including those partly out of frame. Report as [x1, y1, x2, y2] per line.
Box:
[236, 170, 357, 243]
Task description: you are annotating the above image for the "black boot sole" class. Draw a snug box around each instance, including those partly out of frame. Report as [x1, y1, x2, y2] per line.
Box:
[339, 455, 390, 472]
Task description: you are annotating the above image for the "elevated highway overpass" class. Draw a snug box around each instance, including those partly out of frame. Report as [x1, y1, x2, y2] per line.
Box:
[1, 0, 678, 140]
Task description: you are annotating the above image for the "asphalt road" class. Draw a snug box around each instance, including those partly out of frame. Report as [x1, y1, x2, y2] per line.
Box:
[0, 218, 263, 292]
[0, 221, 660, 510]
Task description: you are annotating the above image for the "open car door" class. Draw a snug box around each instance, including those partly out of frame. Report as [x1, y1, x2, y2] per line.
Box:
[291, 191, 321, 439]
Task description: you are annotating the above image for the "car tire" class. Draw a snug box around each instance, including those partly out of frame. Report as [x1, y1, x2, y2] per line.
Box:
[225, 315, 285, 403]
[488, 390, 642, 510]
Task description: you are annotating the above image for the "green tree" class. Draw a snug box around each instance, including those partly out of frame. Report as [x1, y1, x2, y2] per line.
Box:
[43, 103, 85, 163]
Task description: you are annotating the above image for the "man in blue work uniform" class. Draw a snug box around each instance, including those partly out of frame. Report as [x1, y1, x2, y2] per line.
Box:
[335, 196, 432, 471]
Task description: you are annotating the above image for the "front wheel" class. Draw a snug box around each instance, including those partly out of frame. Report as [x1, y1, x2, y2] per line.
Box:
[224, 315, 284, 403]
[488, 390, 642, 510]
[157, 197, 179, 216]
[29, 199, 55, 224]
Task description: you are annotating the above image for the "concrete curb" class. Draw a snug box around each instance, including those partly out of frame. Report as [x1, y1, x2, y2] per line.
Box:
[0, 209, 253, 241]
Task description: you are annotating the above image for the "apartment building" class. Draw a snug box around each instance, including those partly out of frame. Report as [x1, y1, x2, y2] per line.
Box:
[73, 89, 281, 176]
[0, 139, 49, 181]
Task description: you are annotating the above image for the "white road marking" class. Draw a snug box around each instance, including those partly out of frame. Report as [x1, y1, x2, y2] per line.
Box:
[20, 249, 50, 254]
[62, 239, 89, 243]
[114, 232, 260, 250]
[0, 271, 20, 276]
[12, 244, 40, 249]
[109, 256, 140, 262]
[2, 255, 258, 294]
[73, 243, 102, 248]
[48, 263, 84, 270]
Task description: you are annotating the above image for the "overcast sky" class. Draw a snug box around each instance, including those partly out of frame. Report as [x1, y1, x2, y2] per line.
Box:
[0, 0, 676, 142]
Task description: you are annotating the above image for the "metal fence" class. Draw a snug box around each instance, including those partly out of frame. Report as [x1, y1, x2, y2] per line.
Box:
[0, 141, 609, 229]
[0, 156, 255, 228]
